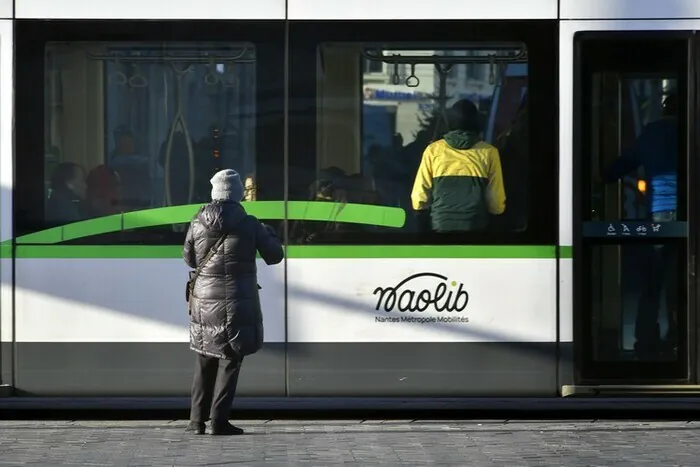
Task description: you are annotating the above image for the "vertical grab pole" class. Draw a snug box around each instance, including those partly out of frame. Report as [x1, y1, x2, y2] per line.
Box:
[164, 63, 196, 207]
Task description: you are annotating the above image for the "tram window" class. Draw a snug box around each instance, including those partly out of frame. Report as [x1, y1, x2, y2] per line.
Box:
[288, 42, 532, 245]
[42, 42, 257, 223]
[15, 21, 285, 245]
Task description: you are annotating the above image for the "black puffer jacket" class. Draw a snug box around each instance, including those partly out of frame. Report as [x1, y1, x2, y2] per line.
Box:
[183, 201, 284, 360]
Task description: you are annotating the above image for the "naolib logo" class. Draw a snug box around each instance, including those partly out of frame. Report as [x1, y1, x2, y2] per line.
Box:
[373, 272, 469, 312]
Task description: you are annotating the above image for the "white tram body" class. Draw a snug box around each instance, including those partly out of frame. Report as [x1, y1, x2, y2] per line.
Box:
[0, 0, 698, 402]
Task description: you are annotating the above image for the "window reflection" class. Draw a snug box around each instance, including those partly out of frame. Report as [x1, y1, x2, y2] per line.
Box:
[44, 42, 256, 226]
[289, 44, 529, 243]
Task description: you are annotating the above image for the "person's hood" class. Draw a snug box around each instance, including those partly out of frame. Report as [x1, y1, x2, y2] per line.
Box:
[197, 200, 247, 233]
[444, 130, 480, 150]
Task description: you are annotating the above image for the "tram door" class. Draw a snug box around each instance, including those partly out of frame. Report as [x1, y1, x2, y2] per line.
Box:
[576, 35, 690, 383]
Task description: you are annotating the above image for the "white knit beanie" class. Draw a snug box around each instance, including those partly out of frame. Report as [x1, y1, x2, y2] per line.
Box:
[210, 169, 244, 202]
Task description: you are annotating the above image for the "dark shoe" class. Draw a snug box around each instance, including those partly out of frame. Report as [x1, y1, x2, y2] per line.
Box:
[185, 421, 206, 435]
[209, 421, 244, 436]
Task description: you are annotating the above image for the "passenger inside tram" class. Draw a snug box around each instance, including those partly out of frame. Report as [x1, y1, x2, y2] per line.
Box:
[45, 162, 88, 225]
[85, 163, 121, 217]
[289, 167, 351, 243]
[602, 91, 679, 358]
[243, 173, 257, 201]
[410, 98, 506, 232]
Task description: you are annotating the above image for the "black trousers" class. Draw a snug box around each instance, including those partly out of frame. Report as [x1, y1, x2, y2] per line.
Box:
[189, 353, 243, 423]
[635, 210, 679, 352]
[635, 242, 678, 349]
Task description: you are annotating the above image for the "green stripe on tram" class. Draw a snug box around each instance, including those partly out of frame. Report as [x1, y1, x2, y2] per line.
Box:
[1, 201, 570, 259]
[286, 245, 558, 259]
[13, 201, 406, 244]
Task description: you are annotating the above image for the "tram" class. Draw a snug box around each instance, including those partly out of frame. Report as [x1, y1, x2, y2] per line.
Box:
[1, 0, 699, 404]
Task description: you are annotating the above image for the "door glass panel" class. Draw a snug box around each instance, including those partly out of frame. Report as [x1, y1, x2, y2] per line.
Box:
[578, 37, 688, 380]
[588, 243, 682, 362]
[588, 74, 683, 363]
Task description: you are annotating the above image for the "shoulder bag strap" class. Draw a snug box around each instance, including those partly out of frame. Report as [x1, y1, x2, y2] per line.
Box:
[190, 234, 227, 288]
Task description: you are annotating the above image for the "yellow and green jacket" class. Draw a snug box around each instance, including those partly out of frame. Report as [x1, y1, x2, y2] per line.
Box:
[410, 130, 506, 232]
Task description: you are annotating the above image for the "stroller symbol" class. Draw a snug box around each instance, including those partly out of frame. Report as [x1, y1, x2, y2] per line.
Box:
[651, 224, 661, 232]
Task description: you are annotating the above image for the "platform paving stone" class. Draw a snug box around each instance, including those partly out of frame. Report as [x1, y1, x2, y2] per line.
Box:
[0, 420, 699, 465]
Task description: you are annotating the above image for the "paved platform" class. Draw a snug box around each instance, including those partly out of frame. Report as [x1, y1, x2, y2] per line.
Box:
[1, 419, 699, 466]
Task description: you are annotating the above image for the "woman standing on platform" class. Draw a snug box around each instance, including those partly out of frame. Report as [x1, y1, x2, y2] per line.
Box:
[183, 169, 284, 435]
